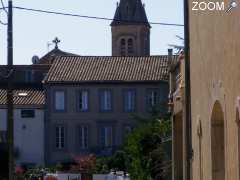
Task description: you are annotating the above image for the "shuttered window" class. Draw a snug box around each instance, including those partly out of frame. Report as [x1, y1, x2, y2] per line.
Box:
[56, 126, 65, 149]
[79, 126, 88, 149]
[100, 126, 113, 147]
[55, 91, 65, 111]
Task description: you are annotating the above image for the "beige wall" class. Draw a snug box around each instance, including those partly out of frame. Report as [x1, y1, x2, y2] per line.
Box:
[189, 1, 240, 180]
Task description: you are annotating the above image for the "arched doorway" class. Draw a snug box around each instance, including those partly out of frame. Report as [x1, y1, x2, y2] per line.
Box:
[236, 108, 240, 179]
[211, 101, 225, 180]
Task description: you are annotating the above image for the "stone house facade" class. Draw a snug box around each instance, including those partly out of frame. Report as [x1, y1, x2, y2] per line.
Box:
[43, 56, 171, 164]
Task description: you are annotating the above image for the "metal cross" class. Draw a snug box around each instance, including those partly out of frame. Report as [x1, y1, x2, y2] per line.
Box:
[52, 37, 61, 49]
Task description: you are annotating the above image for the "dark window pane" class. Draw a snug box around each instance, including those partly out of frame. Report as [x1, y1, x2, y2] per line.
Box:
[21, 110, 35, 118]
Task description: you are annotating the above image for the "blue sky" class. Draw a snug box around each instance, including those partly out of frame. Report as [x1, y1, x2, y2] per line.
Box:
[0, 0, 184, 65]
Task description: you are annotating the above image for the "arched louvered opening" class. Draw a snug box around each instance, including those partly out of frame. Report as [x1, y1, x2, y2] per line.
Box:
[120, 38, 126, 56]
[127, 38, 134, 56]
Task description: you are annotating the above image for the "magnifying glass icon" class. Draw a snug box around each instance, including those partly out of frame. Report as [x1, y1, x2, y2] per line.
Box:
[226, 1, 238, 12]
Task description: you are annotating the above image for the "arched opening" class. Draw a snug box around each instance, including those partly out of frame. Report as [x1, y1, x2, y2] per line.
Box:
[120, 39, 126, 56]
[237, 108, 240, 179]
[127, 38, 134, 55]
[211, 101, 225, 180]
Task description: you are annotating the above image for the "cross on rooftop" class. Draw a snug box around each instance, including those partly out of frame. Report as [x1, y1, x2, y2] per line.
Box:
[52, 37, 61, 49]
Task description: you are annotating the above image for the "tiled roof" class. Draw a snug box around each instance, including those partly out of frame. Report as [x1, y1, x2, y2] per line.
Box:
[38, 48, 78, 64]
[0, 89, 45, 105]
[45, 56, 175, 84]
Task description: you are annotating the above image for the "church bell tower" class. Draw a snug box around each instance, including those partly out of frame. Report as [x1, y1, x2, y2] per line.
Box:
[111, 0, 151, 56]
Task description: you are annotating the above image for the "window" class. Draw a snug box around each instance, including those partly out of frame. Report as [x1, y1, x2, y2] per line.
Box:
[55, 91, 65, 111]
[147, 89, 160, 110]
[78, 90, 89, 112]
[56, 126, 65, 149]
[123, 90, 136, 112]
[25, 70, 33, 82]
[21, 109, 35, 118]
[0, 131, 7, 143]
[99, 90, 112, 112]
[124, 126, 133, 135]
[79, 126, 88, 149]
[127, 38, 134, 55]
[100, 126, 113, 147]
[120, 39, 126, 56]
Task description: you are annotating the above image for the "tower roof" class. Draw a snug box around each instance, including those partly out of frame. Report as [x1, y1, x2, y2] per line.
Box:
[111, 0, 150, 27]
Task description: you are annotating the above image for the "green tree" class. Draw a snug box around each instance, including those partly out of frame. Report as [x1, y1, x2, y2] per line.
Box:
[124, 114, 171, 180]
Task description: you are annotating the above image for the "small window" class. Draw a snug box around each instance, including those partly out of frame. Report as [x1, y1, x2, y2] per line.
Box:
[55, 91, 65, 111]
[123, 89, 136, 112]
[146, 89, 160, 110]
[124, 126, 133, 135]
[25, 70, 33, 82]
[56, 126, 65, 149]
[100, 126, 113, 147]
[127, 38, 134, 55]
[99, 90, 112, 112]
[21, 109, 35, 118]
[120, 39, 126, 56]
[79, 126, 89, 149]
[0, 131, 7, 143]
[78, 90, 89, 112]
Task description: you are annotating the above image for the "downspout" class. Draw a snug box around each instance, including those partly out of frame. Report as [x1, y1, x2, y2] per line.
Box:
[183, 0, 192, 180]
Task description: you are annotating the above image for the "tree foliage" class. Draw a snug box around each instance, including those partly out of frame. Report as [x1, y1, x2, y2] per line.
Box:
[123, 114, 172, 180]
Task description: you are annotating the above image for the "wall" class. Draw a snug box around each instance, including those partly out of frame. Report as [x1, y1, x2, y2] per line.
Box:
[45, 83, 168, 163]
[112, 25, 150, 56]
[0, 108, 44, 166]
[189, 1, 240, 180]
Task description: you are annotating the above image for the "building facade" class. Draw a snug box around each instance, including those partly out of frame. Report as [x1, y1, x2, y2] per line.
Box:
[171, 2, 240, 180]
[43, 56, 170, 164]
[0, 0, 173, 166]
[0, 89, 45, 166]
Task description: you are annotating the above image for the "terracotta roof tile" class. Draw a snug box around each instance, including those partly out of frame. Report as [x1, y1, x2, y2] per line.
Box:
[0, 89, 45, 105]
[45, 56, 176, 84]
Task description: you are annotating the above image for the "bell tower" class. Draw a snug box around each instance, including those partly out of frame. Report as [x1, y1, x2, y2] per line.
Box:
[111, 0, 151, 56]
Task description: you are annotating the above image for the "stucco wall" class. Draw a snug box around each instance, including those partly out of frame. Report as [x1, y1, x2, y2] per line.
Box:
[45, 83, 168, 163]
[189, 2, 240, 180]
[0, 108, 44, 166]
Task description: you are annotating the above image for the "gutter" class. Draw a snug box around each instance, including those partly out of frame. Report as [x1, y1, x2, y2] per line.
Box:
[183, 0, 192, 180]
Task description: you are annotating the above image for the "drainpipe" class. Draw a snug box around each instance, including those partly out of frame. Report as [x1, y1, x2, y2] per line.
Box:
[167, 49, 174, 114]
[183, 0, 192, 180]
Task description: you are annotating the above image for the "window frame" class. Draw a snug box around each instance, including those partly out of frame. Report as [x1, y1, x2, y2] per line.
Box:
[78, 125, 89, 150]
[53, 90, 66, 112]
[127, 38, 134, 55]
[77, 89, 90, 112]
[120, 38, 126, 56]
[0, 131, 7, 143]
[99, 89, 113, 112]
[55, 125, 65, 150]
[99, 126, 113, 148]
[146, 89, 161, 111]
[21, 109, 35, 118]
[123, 89, 137, 112]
